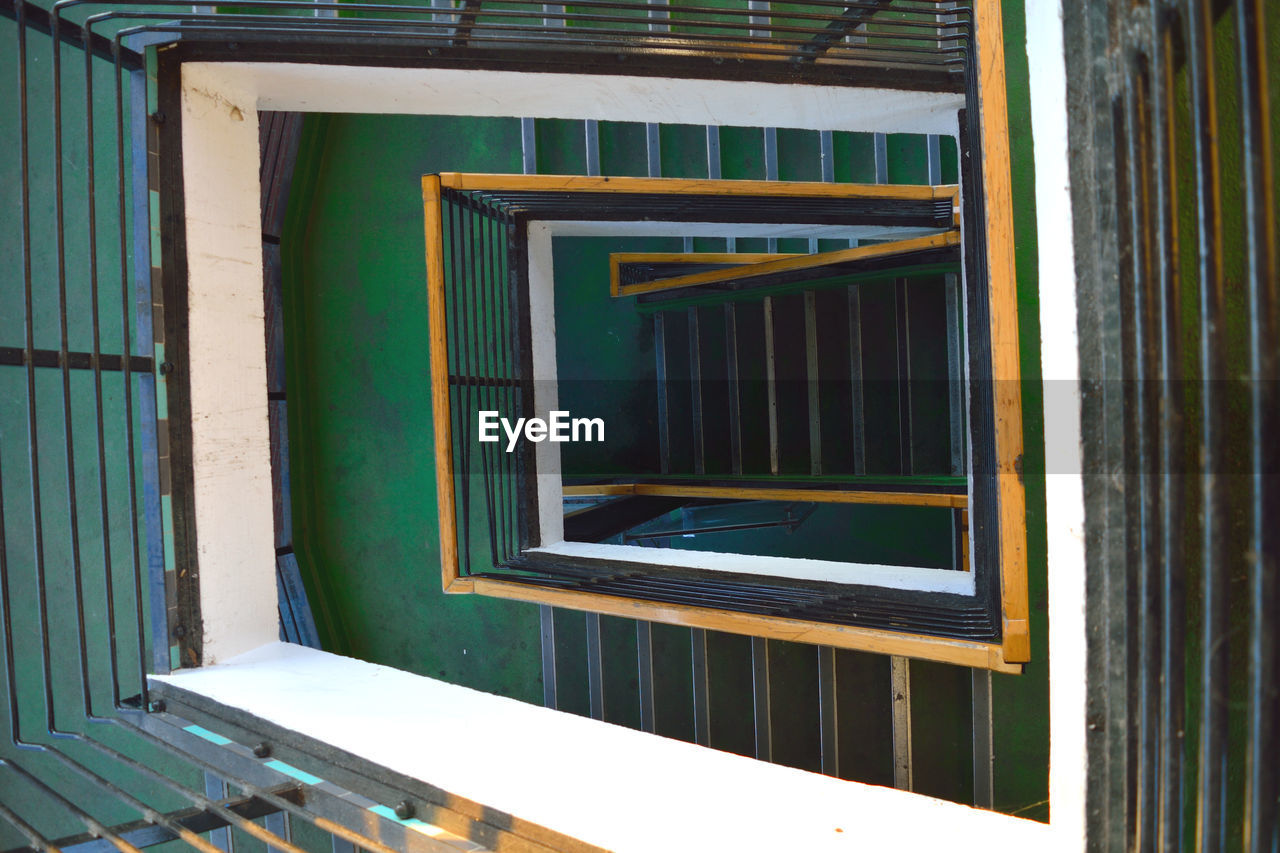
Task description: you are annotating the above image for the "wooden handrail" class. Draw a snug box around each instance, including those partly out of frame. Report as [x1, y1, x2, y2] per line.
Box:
[562, 481, 967, 509]
[610, 230, 960, 297]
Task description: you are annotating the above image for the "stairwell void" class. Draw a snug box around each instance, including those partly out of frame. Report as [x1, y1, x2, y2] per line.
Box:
[422, 58, 1027, 674]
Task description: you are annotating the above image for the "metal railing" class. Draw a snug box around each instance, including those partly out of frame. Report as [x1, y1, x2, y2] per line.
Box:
[429, 174, 999, 645]
[1066, 0, 1279, 849]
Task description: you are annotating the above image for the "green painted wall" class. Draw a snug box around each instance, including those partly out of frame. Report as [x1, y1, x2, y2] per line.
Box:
[282, 113, 546, 702]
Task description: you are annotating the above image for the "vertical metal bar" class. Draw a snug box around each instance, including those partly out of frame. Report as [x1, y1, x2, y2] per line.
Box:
[21, 1, 58, 737]
[805, 290, 822, 475]
[1149, 15, 1186, 849]
[8, 0, 39, 742]
[542, 3, 564, 28]
[748, 0, 769, 37]
[689, 307, 704, 475]
[263, 812, 291, 853]
[330, 837, 355, 853]
[764, 126, 778, 253]
[120, 47, 157, 699]
[52, 18, 98, 723]
[691, 629, 711, 746]
[1186, 1, 1228, 847]
[873, 132, 889, 185]
[1120, 70, 1161, 852]
[950, 508, 960, 571]
[706, 125, 721, 179]
[204, 772, 232, 851]
[895, 279, 913, 475]
[465, 199, 483, 573]
[1105, 81, 1146, 850]
[891, 656, 912, 791]
[706, 126, 732, 252]
[83, 36, 124, 711]
[934, 0, 961, 55]
[945, 273, 964, 476]
[646, 123, 661, 180]
[584, 119, 600, 177]
[654, 313, 670, 475]
[848, 287, 866, 476]
[0, 360, 17, 747]
[473, 177, 501, 570]
[818, 646, 838, 777]
[131, 65, 166, 680]
[971, 669, 994, 808]
[751, 637, 772, 762]
[647, 0, 669, 32]
[521, 117, 537, 175]
[586, 612, 604, 721]
[440, 202, 464, 580]
[509, 209, 538, 553]
[764, 296, 779, 476]
[725, 304, 742, 475]
[484, 170, 512, 567]
[636, 621, 656, 733]
[764, 126, 778, 180]
[813, 130, 835, 254]
[819, 130, 836, 183]
[459, 201, 482, 578]
[539, 604, 558, 709]
[927, 134, 942, 185]
[498, 206, 518, 563]
[1236, 0, 1279, 848]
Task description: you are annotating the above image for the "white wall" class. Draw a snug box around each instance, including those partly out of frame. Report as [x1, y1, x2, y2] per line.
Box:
[1025, 0, 1088, 845]
[181, 63, 278, 664]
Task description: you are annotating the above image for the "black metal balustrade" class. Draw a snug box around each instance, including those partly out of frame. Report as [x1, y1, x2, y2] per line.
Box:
[428, 173, 1003, 645]
[1065, 0, 1279, 850]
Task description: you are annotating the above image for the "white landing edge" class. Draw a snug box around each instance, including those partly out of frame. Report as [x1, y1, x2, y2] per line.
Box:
[153, 643, 1048, 853]
[531, 541, 975, 594]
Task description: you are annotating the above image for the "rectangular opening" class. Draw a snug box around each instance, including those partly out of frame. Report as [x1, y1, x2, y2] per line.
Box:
[424, 171, 1022, 669]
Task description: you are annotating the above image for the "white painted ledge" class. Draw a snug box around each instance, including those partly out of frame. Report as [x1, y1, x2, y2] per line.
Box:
[153, 643, 1046, 853]
[532, 541, 975, 594]
[198, 64, 964, 136]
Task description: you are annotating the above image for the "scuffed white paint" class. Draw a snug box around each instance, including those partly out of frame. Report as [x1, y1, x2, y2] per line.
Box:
[180, 63, 278, 664]
[1026, 0, 1088, 847]
[153, 643, 1048, 852]
[526, 222, 565, 548]
[189, 63, 963, 135]
[533, 541, 976, 593]
[530, 217, 958, 585]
